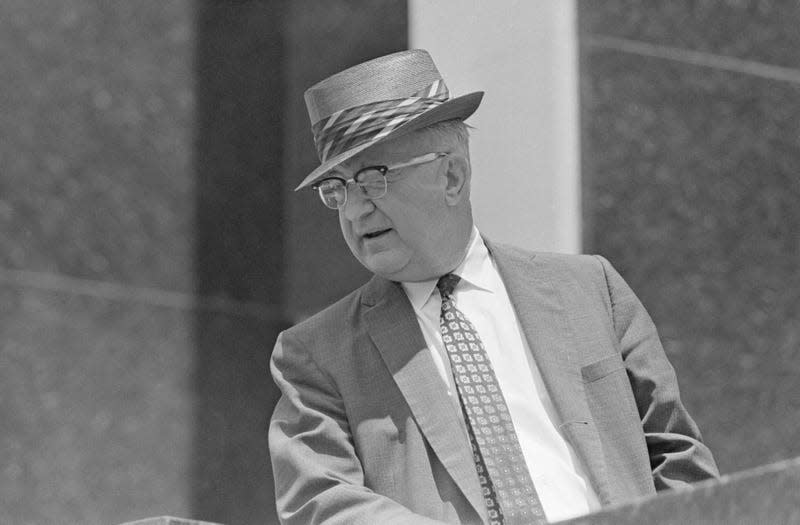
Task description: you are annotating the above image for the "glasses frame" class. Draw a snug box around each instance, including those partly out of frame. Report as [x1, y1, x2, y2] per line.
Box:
[312, 152, 448, 210]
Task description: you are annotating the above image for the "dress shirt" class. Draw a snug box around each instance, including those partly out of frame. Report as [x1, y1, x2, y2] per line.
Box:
[401, 228, 601, 522]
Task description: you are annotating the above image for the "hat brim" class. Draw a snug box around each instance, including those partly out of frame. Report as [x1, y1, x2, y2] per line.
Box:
[295, 91, 484, 190]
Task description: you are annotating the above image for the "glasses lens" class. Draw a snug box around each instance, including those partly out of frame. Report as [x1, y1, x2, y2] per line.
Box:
[317, 179, 346, 209]
[356, 168, 387, 198]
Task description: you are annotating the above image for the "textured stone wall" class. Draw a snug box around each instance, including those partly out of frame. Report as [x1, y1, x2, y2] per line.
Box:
[1, 2, 200, 524]
[0, 1, 288, 524]
[579, 1, 800, 475]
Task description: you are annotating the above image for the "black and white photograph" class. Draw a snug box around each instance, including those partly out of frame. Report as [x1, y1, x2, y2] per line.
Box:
[2, 2, 798, 524]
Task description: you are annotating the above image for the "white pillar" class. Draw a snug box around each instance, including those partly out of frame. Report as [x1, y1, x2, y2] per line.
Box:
[409, 1, 580, 253]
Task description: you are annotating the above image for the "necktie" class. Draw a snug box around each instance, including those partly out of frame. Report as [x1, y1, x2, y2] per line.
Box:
[437, 273, 547, 525]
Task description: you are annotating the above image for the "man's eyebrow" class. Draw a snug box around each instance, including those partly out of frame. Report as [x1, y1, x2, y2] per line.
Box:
[326, 166, 349, 177]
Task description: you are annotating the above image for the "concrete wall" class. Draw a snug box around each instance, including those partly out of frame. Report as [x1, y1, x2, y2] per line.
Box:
[579, 0, 800, 474]
[1, 3, 199, 523]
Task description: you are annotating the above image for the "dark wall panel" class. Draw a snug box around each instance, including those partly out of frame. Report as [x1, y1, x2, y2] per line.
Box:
[192, 2, 288, 524]
[283, 0, 408, 319]
[192, 1, 408, 523]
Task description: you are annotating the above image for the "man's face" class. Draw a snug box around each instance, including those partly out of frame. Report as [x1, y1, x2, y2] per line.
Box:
[332, 129, 465, 282]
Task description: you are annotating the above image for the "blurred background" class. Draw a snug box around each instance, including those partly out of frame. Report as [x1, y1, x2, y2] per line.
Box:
[1, 1, 798, 524]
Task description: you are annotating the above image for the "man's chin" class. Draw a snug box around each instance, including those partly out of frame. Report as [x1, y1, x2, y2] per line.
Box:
[359, 252, 410, 281]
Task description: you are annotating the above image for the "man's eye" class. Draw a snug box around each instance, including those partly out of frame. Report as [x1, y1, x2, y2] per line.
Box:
[320, 179, 341, 188]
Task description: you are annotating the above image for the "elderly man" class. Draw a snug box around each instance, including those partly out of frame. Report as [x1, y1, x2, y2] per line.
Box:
[268, 49, 718, 525]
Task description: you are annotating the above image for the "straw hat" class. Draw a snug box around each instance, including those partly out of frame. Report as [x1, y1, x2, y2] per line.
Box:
[296, 49, 484, 190]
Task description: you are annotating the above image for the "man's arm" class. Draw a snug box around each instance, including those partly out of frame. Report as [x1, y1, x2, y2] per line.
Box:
[595, 255, 720, 490]
[268, 331, 447, 525]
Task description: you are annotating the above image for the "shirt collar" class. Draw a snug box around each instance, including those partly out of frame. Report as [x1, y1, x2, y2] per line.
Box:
[401, 227, 494, 311]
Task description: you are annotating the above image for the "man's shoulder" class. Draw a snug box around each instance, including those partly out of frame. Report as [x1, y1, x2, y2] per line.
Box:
[489, 241, 618, 318]
[488, 240, 607, 278]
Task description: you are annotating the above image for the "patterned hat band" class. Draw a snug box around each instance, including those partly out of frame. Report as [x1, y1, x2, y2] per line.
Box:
[312, 79, 450, 163]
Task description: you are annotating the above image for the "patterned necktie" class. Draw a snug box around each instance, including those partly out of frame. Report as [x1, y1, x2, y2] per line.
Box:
[437, 273, 547, 525]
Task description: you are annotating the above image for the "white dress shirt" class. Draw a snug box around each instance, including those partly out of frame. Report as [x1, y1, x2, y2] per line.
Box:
[401, 228, 601, 522]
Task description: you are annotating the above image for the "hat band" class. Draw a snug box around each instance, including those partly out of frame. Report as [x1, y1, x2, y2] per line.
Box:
[312, 79, 449, 163]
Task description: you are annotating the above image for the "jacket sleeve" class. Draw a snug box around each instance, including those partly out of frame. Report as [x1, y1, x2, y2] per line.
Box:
[594, 255, 720, 490]
[268, 331, 449, 525]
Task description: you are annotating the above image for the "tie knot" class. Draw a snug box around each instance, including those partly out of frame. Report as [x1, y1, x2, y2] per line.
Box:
[436, 273, 461, 299]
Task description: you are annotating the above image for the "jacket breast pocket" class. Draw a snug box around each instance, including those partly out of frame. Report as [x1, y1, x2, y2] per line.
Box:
[581, 353, 625, 383]
[581, 352, 641, 424]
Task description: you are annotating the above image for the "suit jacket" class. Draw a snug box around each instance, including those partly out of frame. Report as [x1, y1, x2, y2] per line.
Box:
[269, 242, 719, 525]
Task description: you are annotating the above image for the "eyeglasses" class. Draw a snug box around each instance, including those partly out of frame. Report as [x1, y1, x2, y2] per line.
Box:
[312, 152, 448, 210]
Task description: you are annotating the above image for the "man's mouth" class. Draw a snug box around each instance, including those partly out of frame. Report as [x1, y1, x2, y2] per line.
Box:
[363, 228, 391, 240]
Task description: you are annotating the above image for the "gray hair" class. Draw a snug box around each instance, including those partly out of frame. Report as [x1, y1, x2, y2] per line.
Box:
[421, 119, 471, 155]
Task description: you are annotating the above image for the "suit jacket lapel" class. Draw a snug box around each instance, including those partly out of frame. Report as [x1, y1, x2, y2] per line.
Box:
[361, 276, 486, 520]
[486, 240, 614, 505]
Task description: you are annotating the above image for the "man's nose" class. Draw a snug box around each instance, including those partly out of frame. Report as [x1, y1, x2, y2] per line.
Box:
[342, 185, 375, 221]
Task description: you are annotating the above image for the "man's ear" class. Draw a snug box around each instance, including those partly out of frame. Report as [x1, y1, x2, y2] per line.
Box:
[443, 153, 470, 205]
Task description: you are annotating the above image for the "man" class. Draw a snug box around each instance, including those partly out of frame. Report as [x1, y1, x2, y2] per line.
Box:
[269, 49, 718, 525]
